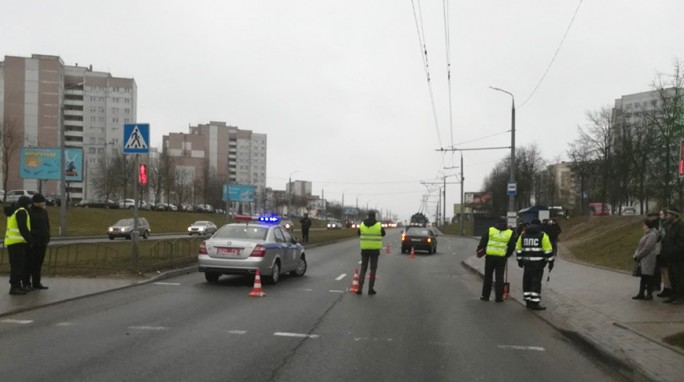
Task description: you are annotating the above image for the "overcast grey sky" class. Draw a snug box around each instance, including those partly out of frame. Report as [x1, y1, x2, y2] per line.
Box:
[5, 1, 684, 221]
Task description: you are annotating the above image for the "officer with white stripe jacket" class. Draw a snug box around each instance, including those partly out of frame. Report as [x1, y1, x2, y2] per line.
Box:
[516, 219, 554, 310]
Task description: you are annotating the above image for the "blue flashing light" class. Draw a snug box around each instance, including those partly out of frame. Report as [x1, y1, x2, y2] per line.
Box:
[258, 215, 281, 224]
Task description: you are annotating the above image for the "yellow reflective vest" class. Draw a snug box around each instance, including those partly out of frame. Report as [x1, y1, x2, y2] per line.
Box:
[359, 222, 383, 250]
[4, 207, 31, 246]
[486, 226, 513, 256]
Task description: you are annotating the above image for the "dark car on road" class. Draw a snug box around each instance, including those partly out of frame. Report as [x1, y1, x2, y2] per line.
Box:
[107, 217, 150, 240]
[401, 226, 438, 254]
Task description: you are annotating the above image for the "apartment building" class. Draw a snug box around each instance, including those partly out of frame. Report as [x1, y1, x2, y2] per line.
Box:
[162, 121, 267, 209]
[0, 54, 137, 200]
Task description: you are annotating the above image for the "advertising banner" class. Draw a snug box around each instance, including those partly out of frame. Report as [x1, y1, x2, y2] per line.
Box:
[19, 147, 83, 181]
[223, 184, 256, 202]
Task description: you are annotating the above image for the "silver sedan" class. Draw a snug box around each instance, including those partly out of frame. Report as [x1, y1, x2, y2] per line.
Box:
[197, 218, 307, 284]
[187, 220, 218, 236]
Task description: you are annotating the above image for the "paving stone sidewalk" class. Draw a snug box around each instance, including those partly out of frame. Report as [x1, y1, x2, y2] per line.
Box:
[463, 247, 684, 382]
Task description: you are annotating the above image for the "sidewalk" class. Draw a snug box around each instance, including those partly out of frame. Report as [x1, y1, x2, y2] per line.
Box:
[0, 267, 196, 318]
[463, 247, 684, 382]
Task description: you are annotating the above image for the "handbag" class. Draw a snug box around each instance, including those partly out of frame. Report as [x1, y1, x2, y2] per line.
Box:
[476, 248, 486, 258]
[632, 262, 642, 277]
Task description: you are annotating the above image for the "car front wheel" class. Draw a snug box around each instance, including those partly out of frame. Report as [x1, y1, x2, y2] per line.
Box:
[290, 254, 307, 277]
[143, 230, 149, 239]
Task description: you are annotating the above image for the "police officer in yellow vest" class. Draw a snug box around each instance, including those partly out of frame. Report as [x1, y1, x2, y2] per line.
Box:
[516, 219, 554, 310]
[4, 196, 33, 295]
[356, 210, 386, 295]
[477, 218, 516, 302]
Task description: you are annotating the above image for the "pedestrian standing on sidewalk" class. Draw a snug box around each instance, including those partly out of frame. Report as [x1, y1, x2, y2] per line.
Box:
[516, 219, 554, 310]
[632, 218, 659, 300]
[477, 218, 516, 302]
[655, 209, 672, 297]
[356, 210, 386, 295]
[661, 208, 684, 304]
[25, 193, 50, 290]
[4, 196, 33, 296]
[299, 213, 312, 243]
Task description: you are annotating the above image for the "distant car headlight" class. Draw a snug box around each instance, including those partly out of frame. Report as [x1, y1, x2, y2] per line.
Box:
[187, 227, 192, 232]
[108, 227, 114, 232]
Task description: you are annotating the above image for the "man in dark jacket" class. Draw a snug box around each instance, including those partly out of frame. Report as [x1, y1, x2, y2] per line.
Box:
[5, 196, 34, 295]
[661, 208, 684, 304]
[516, 219, 554, 310]
[299, 213, 312, 243]
[26, 193, 51, 290]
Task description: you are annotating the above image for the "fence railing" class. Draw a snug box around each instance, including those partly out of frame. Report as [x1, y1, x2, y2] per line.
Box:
[0, 237, 203, 276]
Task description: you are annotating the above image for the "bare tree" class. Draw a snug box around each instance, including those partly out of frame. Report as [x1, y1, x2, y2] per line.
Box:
[643, 59, 684, 207]
[0, 118, 22, 202]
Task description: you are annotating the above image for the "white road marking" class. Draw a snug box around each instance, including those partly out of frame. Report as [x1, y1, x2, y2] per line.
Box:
[153, 282, 180, 286]
[55, 322, 75, 326]
[128, 325, 170, 331]
[354, 337, 394, 342]
[300, 288, 313, 292]
[227, 330, 247, 335]
[335, 274, 347, 281]
[274, 332, 319, 339]
[329, 290, 346, 293]
[1, 319, 33, 325]
[498, 345, 545, 351]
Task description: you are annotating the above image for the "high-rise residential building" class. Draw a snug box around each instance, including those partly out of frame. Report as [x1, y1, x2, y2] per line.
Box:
[162, 121, 267, 210]
[0, 54, 137, 200]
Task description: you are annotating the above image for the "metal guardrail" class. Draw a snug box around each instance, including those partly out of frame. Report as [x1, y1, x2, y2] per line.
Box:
[0, 237, 203, 276]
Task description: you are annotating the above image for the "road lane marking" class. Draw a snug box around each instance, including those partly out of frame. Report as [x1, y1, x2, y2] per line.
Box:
[227, 330, 247, 335]
[300, 288, 313, 292]
[1, 319, 33, 324]
[274, 332, 319, 339]
[56, 322, 75, 326]
[335, 274, 347, 281]
[153, 282, 180, 286]
[329, 290, 346, 293]
[128, 325, 170, 331]
[354, 337, 394, 342]
[497, 345, 545, 351]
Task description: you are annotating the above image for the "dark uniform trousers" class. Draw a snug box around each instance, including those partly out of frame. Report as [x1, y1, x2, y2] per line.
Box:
[26, 242, 48, 286]
[482, 255, 507, 300]
[522, 261, 546, 304]
[8, 244, 28, 287]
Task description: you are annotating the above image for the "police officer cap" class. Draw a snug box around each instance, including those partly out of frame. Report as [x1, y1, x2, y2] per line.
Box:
[32, 193, 46, 203]
[17, 195, 32, 208]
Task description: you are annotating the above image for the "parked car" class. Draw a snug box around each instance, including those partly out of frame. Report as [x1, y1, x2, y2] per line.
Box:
[107, 217, 151, 240]
[198, 215, 307, 284]
[118, 199, 150, 210]
[401, 226, 438, 254]
[188, 220, 218, 236]
[155, 202, 178, 211]
[76, 199, 118, 209]
[196, 204, 215, 213]
[326, 221, 344, 229]
[5, 189, 37, 204]
[180, 203, 194, 212]
[45, 194, 62, 206]
[588, 202, 611, 216]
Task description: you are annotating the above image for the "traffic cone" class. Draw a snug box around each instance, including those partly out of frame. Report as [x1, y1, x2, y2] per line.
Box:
[409, 246, 416, 259]
[385, 243, 391, 254]
[349, 268, 360, 293]
[249, 270, 266, 297]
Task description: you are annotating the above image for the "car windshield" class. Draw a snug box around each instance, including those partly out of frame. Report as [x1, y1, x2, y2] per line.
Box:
[407, 228, 429, 236]
[194, 222, 208, 226]
[214, 225, 268, 240]
[115, 219, 133, 226]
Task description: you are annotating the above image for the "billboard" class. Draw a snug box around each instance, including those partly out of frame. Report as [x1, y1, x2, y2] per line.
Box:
[463, 191, 493, 213]
[223, 184, 256, 202]
[19, 147, 83, 181]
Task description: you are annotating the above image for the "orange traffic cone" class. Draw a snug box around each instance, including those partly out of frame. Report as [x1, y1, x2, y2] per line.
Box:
[385, 243, 391, 254]
[349, 268, 360, 293]
[249, 270, 266, 297]
[409, 246, 416, 259]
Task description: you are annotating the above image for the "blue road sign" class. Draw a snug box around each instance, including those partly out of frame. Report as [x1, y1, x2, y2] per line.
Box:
[123, 123, 150, 154]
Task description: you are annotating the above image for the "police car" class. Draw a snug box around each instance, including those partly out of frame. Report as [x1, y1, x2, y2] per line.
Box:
[197, 215, 307, 284]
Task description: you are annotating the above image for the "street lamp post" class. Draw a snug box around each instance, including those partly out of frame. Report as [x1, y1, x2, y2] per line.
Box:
[490, 86, 516, 227]
[59, 81, 85, 237]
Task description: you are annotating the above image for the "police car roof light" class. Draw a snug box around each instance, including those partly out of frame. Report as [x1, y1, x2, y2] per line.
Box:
[257, 215, 280, 224]
[233, 215, 256, 223]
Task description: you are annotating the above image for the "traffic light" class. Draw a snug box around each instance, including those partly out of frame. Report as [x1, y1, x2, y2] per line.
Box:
[138, 163, 148, 185]
[680, 141, 684, 177]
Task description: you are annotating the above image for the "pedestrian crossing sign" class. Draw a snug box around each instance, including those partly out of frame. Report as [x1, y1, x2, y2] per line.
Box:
[123, 123, 150, 154]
